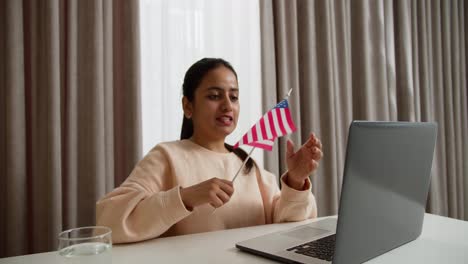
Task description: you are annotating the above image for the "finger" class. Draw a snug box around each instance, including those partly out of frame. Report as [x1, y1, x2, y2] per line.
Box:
[309, 133, 322, 149]
[213, 178, 233, 189]
[308, 160, 319, 172]
[305, 133, 316, 148]
[286, 139, 295, 158]
[209, 192, 224, 208]
[217, 178, 233, 186]
[217, 179, 234, 192]
[217, 191, 231, 204]
[312, 148, 323, 160]
[218, 181, 235, 196]
[222, 178, 233, 184]
[316, 140, 322, 149]
[301, 141, 319, 158]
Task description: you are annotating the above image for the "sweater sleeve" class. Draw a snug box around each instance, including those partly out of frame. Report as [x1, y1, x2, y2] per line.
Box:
[96, 146, 192, 243]
[256, 166, 317, 224]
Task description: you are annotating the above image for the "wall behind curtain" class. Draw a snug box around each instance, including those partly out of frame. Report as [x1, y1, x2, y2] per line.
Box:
[260, 0, 467, 220]
[139, 0, 263, 165]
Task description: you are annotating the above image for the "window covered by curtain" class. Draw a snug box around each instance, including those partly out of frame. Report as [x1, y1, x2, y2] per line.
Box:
[139, 0, 263, 165]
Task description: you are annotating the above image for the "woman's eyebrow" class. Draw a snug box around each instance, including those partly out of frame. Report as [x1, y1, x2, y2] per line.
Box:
[206, 87, 239, 92]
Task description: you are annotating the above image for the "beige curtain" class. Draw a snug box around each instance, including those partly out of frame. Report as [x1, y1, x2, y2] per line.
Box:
[0, 0, 141, 258]
[261, 0, 468, 220]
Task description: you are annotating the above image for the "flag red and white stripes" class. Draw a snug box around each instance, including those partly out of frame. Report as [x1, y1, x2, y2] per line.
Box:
[233, 99, 296, 151]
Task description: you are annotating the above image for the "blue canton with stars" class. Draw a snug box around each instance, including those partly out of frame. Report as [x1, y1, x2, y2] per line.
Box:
[273, 99, 289, 109]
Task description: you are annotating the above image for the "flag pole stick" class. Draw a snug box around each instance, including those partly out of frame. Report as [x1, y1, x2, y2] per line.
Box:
[232, 146, 256, 183]
[286, 88, 293, 99]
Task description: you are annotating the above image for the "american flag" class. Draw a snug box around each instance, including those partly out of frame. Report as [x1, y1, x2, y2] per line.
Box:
[233, 99, 296, 151]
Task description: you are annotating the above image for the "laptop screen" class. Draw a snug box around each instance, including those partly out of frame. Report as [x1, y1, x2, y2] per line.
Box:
[333, 121, 437, 264]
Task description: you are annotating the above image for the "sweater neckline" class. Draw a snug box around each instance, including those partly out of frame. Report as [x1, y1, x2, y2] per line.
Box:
[183, 139, 234, 157]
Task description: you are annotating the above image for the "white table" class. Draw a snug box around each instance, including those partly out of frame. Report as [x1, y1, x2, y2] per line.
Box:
[2, 214, 467, 263]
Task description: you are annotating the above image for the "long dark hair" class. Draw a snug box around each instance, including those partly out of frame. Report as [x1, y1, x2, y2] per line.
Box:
[180, 58, 253, 174]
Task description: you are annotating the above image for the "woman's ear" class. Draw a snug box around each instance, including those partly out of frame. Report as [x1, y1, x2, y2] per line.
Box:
[182, 97, 193, 119]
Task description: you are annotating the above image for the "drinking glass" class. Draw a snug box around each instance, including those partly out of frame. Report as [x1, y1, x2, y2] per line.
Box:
[58, 226, 112, 264]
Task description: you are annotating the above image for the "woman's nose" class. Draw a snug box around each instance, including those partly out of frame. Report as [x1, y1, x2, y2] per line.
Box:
[222, 96, 233, 111]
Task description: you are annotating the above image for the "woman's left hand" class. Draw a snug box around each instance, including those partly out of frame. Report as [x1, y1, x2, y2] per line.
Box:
[285, 133, 323, 190]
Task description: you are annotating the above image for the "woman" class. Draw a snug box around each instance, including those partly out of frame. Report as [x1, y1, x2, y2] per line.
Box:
[96, 58, 323, 243]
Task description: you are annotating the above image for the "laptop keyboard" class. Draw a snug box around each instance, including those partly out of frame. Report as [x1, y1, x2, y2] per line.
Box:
[287, 234, 336, 262]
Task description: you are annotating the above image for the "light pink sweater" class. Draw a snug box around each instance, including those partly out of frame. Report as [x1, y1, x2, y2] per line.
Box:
[96, 140, 317, 243]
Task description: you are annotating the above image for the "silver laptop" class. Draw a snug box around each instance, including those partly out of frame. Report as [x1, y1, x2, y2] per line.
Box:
[236, 121, 437, 264]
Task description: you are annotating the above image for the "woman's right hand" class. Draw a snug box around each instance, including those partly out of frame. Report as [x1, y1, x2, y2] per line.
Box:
[180, 178, 234, 210]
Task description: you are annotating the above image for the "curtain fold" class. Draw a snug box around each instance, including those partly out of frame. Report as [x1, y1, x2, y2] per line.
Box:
[1, 0, 28, 257]
[0, 0, 141, 257]
[260, 0, 281, 178]
[260, 0, 467, 219]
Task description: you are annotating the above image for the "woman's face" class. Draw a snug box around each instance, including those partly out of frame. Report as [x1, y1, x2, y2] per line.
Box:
[185, 66, 240, 141]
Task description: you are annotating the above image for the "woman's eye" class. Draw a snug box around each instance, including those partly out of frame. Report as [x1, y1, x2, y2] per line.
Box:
[230, 96, 239, 102]
[208, 94, 220, 100]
